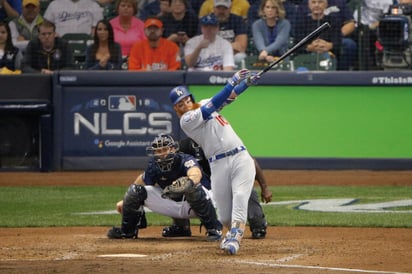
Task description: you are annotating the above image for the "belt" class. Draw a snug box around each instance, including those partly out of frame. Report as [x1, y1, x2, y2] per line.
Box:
[208, 146, 246, 163]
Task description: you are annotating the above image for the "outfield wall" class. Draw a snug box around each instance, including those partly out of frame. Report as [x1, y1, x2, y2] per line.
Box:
[1, 71, 412, 171]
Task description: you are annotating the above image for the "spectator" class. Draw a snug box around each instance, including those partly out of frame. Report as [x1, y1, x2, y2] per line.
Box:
[213, 0, 248, 67]
[294, 0, 341, 59]
[157, 0, 171, 16]
[184, 14, 234, 71]
[248, 0, 298, 36]
[22, 20, 73, 74]
[128, 17, 180, 71]
[160, 0, 198, 69]
[0, 0, 21, 22]
[0, 21, 22, 71]
[110, 0, 145, 58]
[85, 20, 122, 70]
[8, 0, 43, 53]
[297, 0, 357, 70]
[160, 0, 198, 46]
[199, 0, 250, 20]
[107, 134, 223, 242]
[43, 0, 103, 37]
[139, 0, 171, 20]
[251, 0, 291, 64]
[352, 0, 392, 70]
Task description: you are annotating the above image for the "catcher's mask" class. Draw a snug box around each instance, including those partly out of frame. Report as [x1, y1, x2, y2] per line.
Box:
[146, 134, 179, 172]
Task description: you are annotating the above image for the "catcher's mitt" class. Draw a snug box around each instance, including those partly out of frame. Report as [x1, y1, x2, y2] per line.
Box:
[161, 176, 194, 199]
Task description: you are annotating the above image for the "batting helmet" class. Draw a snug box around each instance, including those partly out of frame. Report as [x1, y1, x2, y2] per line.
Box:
[169, 86, 194, 105]
[146, 134, 179, 172]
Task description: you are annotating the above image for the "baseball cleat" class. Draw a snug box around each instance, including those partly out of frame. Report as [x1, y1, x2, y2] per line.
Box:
[107, 226, 137, 239]
[222, 239, 240, 255]
[162, 225, 191, 237]
[206, 228, 222, 242]
[220, 231, 231, 249]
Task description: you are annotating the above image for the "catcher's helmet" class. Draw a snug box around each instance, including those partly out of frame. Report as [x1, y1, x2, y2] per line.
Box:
[146, 134, 179, 172]
[169, 86, 194, 105]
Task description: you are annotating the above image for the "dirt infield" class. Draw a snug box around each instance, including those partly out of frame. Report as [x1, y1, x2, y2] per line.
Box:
[1, 170, 412, 274]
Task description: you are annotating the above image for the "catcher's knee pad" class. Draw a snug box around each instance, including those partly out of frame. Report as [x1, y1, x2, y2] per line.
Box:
[123, 184, 147, 210]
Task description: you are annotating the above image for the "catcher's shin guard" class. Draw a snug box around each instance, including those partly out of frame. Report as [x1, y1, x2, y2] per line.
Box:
[185, 185, 222, 241]
[116, 184, 147, 238]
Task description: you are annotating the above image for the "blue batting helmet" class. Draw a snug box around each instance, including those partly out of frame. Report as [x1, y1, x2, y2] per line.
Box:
[169, 86, 194, 105]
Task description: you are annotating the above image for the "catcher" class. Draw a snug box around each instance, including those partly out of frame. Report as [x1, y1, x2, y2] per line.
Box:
[107, 134, 222, 241]
[173, 137, 272, 239]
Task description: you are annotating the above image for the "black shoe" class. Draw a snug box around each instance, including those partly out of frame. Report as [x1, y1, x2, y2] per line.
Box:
[251, 227, 266, 239]
[162, 225, 191, 237]
[206, 228, 222, 242]
[107, 226, 137, 239]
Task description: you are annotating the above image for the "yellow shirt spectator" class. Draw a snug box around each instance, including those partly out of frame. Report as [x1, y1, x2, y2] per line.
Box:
[199, 0, 250, 19]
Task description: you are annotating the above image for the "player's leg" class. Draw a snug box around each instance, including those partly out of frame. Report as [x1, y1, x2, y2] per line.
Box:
[210, 162, 232, 228]
[107, 184, 147, 239]
[220, 153, 255, 255]
[143, 185, 194, 218]
[247, 189, 267, 239]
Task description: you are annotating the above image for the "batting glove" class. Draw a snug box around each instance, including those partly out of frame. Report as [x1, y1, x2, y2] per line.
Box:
[246, 73, 260, 86]
[229, 69, 250, 86]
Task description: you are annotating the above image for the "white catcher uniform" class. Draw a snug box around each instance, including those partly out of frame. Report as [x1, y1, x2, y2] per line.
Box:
[176, 95, 255, 228]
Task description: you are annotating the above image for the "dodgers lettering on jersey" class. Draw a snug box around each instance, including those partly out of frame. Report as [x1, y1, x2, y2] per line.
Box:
[57, 11, 92, 22]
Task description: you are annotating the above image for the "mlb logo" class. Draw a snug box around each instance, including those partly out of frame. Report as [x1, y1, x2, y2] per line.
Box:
[108, 95, 136, 111]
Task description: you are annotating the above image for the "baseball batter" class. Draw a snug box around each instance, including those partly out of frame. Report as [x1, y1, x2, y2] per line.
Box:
[179, 137, 272, 239]
[169, 69, 260, 255]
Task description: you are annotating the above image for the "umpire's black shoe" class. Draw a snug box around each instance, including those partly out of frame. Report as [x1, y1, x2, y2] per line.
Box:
[162, 225, 191, 237]
[251, 227, 266, 239]
[107, 226, 137, 239]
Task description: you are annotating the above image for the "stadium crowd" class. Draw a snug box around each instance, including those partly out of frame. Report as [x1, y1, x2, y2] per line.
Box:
[1, 0, 411, 73]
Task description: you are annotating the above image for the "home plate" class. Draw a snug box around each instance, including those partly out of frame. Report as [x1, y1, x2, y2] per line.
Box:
[98, 254, 147, 258]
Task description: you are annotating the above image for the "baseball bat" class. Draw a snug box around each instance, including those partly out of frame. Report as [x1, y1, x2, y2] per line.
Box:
[256, 22, 331, 77]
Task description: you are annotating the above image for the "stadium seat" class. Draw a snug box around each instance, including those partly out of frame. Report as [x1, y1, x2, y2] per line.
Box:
[291, 52, 337, 71]
[62, 33, 93, 70]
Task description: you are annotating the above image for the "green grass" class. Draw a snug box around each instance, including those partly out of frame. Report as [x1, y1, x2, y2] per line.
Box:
[0, 185, 411, 228]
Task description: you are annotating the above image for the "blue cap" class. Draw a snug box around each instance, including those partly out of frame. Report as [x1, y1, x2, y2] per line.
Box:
[169, 86, 194, 105]
[200, 14, 218, 26]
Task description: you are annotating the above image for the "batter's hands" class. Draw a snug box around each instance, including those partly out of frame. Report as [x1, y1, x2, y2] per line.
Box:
[246, 72, 260, 86]
[229, 68, 250, 86]
[261, 187, 272, 203]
